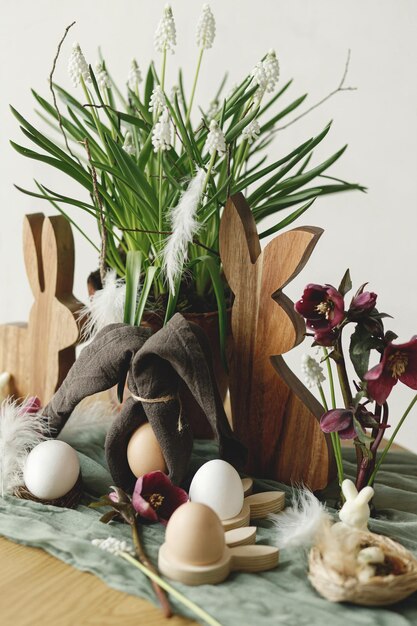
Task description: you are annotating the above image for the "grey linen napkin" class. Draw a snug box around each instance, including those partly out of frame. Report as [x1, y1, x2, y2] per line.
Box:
[44, 313, 246, 491]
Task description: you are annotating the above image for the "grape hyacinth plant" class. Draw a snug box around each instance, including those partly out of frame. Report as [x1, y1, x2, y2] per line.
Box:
[296, 270, 417, 492]
[11, 4, 364, 358]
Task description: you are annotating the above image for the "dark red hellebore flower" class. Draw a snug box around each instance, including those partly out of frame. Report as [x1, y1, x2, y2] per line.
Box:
[295, 284, 345, 332]
[350, 291, 377, 316]
[132, 471, 189, 524]
[364, 336, 417, 405]
[320, 408, 356, 439]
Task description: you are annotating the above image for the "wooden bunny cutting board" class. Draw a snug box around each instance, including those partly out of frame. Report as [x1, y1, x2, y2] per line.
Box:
[219, 193, 334, 490]
[0, 213, 83, 404]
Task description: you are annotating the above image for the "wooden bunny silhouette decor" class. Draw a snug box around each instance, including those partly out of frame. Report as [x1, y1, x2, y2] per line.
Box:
[0, 213, 83, 404]
[219, 193, 335, 491]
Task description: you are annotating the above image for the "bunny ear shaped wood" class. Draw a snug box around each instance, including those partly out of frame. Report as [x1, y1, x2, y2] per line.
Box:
[0, 213, 83, 403]
[219, 193, 335, 490]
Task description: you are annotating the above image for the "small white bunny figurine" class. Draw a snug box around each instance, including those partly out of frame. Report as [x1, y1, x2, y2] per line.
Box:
[338, 479, 374, 531]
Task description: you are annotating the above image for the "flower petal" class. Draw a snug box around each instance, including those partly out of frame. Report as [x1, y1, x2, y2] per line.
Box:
[320, 409, 353, 434]
[364, 361, 397, 405]
[132, 492, 159, 522]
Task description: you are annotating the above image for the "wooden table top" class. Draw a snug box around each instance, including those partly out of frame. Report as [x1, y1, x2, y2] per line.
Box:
[0, 537, 194, 626]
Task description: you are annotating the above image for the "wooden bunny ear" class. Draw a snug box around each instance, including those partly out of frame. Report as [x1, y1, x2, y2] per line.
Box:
[219, 193, 261, 294]
[263, 226, 323, 297]
[341, 479, 358, 501]
[41, 216, 75, 295]
[23, 213, 45, 296]
[356, 485, 374, 505]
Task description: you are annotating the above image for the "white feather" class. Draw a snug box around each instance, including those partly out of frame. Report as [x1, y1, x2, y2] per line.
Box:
[163, 168, 205, 294]
[80, 270, 126, 341]
[269, 488, 330, 550]
[0, 397, 49, 496]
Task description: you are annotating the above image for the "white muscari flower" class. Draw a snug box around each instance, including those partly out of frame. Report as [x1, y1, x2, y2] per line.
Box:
[149, 85, 166, 113]
[170, 85, 180, 100]
[68, 42, 91, 87]
[204, 119, 226, 156]
[251, 61, 267, 91]
[196, 4, 216, 50]
[301, 354, 325, 389]
[123, 131, 136, 156]
[154, 4, 177, 54]
[251, 49, 280, 101]
[95, 62, 110, 90]
[242, 118, 260, 144]
[152, 107, 172, 152]
[91, 537, 135, 556]
[128, 59, 142, 90]
[206, 99, 219, 121]
[263, 49, 280, 92]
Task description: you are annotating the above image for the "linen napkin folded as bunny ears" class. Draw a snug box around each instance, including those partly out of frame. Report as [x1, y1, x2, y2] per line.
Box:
[43, 313, 246, 491]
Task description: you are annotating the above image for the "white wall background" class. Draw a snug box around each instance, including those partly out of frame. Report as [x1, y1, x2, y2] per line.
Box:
[1, 1, 417, 451]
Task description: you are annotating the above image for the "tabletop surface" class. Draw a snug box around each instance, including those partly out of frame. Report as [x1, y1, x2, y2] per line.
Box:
[0, 536, 194, 626]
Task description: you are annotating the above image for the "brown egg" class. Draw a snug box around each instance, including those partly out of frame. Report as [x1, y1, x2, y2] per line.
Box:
[165, 502, 226, 566]
[127, 423, 167, 477]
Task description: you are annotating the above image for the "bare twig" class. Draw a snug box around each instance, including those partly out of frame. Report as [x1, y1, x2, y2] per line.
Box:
[81, 138, 107, 282]
[120, 226, 219, 256]
[49, 21, 77, 159]
[276, 50, 357, 132]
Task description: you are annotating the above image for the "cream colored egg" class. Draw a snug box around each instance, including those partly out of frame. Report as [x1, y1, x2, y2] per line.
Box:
[127, 422, 167, 478]
[23, 440, 80, 500]
[189, 459, 244, 520]
[165, 502, 225, 566]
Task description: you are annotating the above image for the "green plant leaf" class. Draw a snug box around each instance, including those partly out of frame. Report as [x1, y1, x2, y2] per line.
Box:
[259, 94, 308, 133]
[259, 199, 315, 238]
[338, 269, 352, 297]
[135, 266, 158, 325]
[124, 250, 142, 325]
[195, 255, 228, 370]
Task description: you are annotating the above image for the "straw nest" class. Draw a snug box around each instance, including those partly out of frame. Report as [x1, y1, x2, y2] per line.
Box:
[309, 531, 417, 606]
[14, 473, 83, 509]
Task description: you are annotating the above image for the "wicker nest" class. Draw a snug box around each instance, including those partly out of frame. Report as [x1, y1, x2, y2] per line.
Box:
[309, 531, 417, 606]
[14, 472, 83, 509]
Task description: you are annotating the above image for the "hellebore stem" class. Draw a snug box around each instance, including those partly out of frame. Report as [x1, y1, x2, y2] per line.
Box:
[120, 552, 222, 626]
[131, 519, 172, 618]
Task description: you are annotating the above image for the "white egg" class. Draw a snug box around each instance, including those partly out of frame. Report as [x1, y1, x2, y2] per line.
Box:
[23, 440, 80, 500]
[189, 459, 244, 520]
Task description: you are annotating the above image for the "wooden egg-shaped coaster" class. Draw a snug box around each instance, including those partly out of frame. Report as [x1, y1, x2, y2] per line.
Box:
[159, 543, 279, 586]
[225, 526, 257, 547]
[158, 502, 279, 586]
[221, 479, 285, 531]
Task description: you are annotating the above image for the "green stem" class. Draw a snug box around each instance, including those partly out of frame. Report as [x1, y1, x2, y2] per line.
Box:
[119, 552, 222, 626]
[318, 382, 328, 411]
[202, 151, 217, 195]
[323, 347, 336, 409]
[158, 151, 163, 249]
[367, 393, 417, 485]
[321, 349, 344, 483]
[160, 50, 167, 90]
[186, 47, 204, 126]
